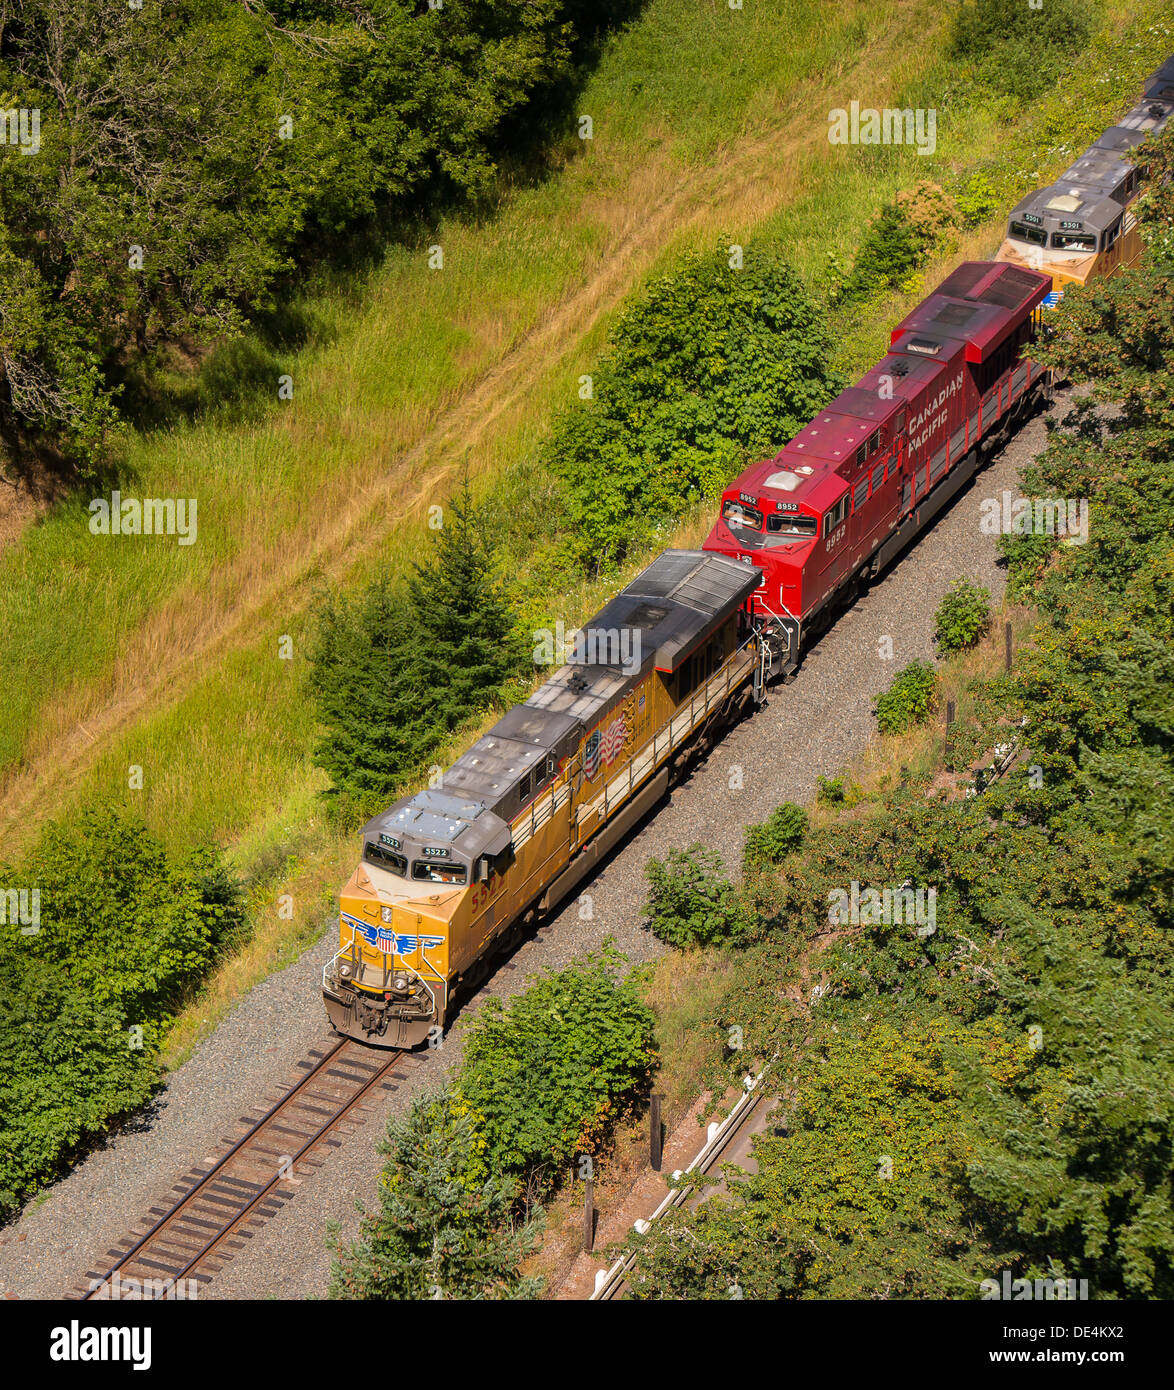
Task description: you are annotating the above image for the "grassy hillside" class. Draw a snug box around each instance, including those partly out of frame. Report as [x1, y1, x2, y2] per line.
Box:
[3, 0, 1171, 1069]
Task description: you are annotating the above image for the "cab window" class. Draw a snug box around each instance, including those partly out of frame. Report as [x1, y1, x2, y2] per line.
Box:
[365, 842, 406, 876]
[1051, 230, 1096, 251]
[1010, 220, 1047, 247]
[722, 498, 763, 531]
[767, 512, 817, 537]
[823, 496, 849, 535]
[411, 859, 467, 885]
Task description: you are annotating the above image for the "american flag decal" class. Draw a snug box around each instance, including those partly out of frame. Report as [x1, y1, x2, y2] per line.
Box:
[584, 715, 626, 780]
[602, 714, 626, 765]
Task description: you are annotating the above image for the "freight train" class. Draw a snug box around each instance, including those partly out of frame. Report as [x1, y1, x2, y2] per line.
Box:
[994, 55, 1174, 303]
[702, 55, 1173, 681]
[324, 56, 1173, 1047]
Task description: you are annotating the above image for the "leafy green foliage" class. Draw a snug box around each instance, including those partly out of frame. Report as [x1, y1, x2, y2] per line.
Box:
[0, 0, 630, 468]
[816, 775, 845, 805]
[458, 948, 657, 1194]
[874, 660, 939, 735]
[837, 183, 961, 305]
[743, 802, 808, 872]
[544, 245, 842, 574]
[644, 845, 749, 948]
[307, 477, 525, 816]
[948, 0, 1094, 100]
[965, 911, 1174, 1297]
[934, 578, 992, 654]
[329, 1089, 542, 1301]
[0, 807, 243, 1218]
[332, 949, 655, 1297]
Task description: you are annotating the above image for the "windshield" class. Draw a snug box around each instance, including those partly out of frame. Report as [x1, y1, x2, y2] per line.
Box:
[727, 514, 817, 550]
[722, 498, 763, 531]
[1051, 230, 1096, 251]
[365, 842, 407, 876]
[1009, 220, 1047, 247]
[411, 860, 467, 885]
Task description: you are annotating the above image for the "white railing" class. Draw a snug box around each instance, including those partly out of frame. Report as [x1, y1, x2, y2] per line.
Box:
[589, 1064, 771, 1301]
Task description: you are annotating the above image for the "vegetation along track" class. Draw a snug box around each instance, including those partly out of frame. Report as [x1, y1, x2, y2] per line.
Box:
[74, 1038, 412, 1300]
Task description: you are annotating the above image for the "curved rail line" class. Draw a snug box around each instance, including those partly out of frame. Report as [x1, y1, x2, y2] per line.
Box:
[75, 1037, 409, 1300]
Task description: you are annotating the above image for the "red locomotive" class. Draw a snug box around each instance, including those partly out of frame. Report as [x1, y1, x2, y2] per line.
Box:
[702, 261, 1053, 677]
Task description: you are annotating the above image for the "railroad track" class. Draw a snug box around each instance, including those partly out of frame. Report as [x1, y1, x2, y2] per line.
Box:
[75, 1037, 411, 1300]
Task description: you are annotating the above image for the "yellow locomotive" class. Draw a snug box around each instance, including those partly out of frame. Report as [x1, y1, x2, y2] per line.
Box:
[996, 55, 1173, 300]
[323, 550, 764, 1046]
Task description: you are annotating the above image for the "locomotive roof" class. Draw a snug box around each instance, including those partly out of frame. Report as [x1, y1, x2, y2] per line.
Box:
[891, 262, 1050, 364]
[1058, 147, 1133, 200]
[730, 263, 1049, 509]
[365, 551, 759, 837]
[362, 788, 513, 862]
[1008, 181, 1124, 237]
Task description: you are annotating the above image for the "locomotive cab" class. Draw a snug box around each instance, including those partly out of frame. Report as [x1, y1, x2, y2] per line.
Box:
[325, 790, 511, 1047]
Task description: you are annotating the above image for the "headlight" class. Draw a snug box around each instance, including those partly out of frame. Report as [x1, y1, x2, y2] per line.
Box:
[393, 972, 409, 992]
[381, 906, 393, 923]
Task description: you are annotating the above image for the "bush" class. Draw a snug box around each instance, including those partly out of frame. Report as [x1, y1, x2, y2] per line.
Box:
[744, 803, 808, 872]
[948, 0, 1093, 100]
[934, 579, 992, 654]
[875, 661, 939, 735]
[457, 948, 657, 1195]
[544, 245, 842, 573]
[816, 775, 846, 805]
[644, 845, 749, 948]
[329, 1089, 542, 1301]
[0, 808, 243, 1217]
[838, 184, 960, 306]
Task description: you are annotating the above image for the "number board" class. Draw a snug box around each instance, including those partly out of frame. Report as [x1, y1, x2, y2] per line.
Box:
[422, 846, 449, 859]
[1059, 221, 1083, 231]
[1022, 212, 1042, 226]
[380, 834, 402, 849]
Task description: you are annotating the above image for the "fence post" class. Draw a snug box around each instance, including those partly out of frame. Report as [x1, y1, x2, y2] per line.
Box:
[583, 1179, 594, 1253]
[650, 1093, 663, 1172]
[945, 699, 956, 758]
[1005, 621, 1013, 673]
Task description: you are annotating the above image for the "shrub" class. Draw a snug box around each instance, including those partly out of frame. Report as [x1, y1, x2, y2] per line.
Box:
[744, 803, 809, 872]
[816, 775, 846, 805]
[948, 0, 1093, 100]
[457, 948, 657, 1195]
[544, 245, 842, 573]
[955, 172, 1002, 229]
[838, 184, 960, 306]
[875, 661, 939, 735]
[934, 578, 992, 654]
[0, 808, 243, 1217]
[644, 845, 749, 948]
[329, 1089, 542, 1301]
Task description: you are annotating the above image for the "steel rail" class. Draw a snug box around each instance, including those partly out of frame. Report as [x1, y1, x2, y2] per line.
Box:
[80, 1034, 368, 1299]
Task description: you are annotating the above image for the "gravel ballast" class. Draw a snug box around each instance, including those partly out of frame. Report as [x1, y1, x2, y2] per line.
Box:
[0, 401, 1055, 1301]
